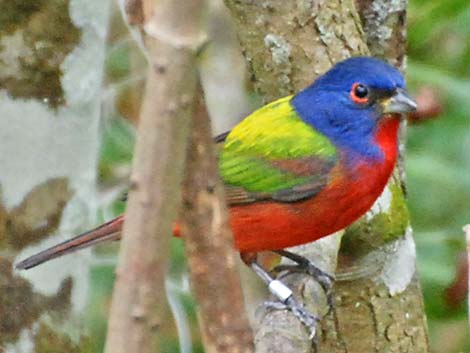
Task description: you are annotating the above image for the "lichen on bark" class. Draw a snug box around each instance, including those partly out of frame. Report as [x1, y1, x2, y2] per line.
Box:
[0, 258, 73, 347]
[34, 323, 93, 353]
[0, 178, 72, 251]
[0, 0, 81, 109]
[0, 0, 109, 351]
[354, 0, 407, 67]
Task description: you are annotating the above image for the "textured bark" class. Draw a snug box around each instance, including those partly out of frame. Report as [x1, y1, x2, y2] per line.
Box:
[103, 1, 205, 352]
[0, 1, 109, 352]
[224, 0, 369, 103]
[322, 274, 428, 353]
[223, 0, 429, 352]
[355, 0, 407, 68]
[180, 90, 254, 353]
[333, 2, 429, 352]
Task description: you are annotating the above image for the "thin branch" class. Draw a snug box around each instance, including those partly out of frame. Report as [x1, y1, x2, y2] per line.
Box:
[180, 88, 254, 353]
[104, 1, 205, 352]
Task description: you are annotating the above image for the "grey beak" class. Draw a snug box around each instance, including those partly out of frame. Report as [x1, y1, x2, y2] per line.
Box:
[381, 88, 417, 114]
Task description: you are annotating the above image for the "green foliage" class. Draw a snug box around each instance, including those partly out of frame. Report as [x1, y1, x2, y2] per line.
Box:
[98, 117, 135, 184]
[407, 1, 470, 351]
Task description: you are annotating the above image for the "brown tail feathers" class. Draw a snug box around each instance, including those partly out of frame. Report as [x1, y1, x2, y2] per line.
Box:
[15, 216, 124, 270]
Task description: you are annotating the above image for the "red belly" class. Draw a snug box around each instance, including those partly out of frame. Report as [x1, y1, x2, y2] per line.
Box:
[229, 164, 390, 252]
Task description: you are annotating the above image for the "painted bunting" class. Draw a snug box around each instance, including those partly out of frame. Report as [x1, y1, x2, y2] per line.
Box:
[16, 57, 416, 327]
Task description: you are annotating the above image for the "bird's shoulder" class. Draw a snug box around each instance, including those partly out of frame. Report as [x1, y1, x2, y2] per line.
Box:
[222, 95, 336, 159]
[219, 95, 338, 204]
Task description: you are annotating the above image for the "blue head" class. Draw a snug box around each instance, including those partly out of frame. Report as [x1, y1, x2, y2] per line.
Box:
[292, 57, 416, 160]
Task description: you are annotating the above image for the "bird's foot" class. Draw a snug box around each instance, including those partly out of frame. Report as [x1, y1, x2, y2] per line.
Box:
[274, 250, 335, 312]
[262, 296, 319, 340]
[243, 253, 321, 342]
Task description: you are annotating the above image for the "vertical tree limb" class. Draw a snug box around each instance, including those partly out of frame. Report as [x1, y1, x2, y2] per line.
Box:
[224, 0, 429, 352]
[222, 1, 368, 352]
[104, 1, 205, 352]
[180, 88, 254, 353]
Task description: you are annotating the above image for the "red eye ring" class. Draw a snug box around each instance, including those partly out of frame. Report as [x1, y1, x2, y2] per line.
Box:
[350, 83, 369, 104]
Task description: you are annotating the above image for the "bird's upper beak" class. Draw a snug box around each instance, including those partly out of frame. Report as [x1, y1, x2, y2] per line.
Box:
[380, 88, 417, 114]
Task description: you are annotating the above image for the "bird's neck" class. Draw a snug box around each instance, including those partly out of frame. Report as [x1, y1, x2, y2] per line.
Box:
[341, 115, 400, 171]
[373, 114, 401, 163]
[291, 89, 401, 162]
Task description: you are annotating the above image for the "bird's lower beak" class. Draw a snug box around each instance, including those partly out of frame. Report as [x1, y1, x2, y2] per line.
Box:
[380, 88, 417, 114]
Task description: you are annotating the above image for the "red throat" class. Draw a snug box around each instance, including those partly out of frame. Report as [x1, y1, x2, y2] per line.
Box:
[374, 114, 401, 165]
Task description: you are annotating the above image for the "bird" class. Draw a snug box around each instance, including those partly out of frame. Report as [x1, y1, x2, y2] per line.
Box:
[16, 56, 416, 329]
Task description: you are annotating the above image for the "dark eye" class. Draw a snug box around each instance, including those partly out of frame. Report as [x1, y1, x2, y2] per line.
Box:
[354, 84, 368, 98]
[350, 83, 369, 104]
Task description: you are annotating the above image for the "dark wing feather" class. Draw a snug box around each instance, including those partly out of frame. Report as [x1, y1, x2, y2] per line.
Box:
[214, 130, 230, 143]
[224, 155, 336, 205]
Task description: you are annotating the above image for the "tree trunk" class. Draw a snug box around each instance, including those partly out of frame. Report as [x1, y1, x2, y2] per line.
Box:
[103, 1, 206, 352]
[180, 89, 254, 353]
[223, 0, 430, 352]
[0, 0, 110, 351]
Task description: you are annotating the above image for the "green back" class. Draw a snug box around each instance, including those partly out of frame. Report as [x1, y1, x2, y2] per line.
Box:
[219, 96, 338, 203]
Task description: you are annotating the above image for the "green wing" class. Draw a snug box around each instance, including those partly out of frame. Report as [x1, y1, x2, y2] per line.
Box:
[219, 96, 338, 204]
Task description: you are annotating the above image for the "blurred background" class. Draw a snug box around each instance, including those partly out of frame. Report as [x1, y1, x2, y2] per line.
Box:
[43, 1, 470, 352]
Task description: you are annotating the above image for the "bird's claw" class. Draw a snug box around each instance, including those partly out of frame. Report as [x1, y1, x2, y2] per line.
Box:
[248, 254, 325, 344]
[285, 296, 319, 339]
[262, 296, 319, 340]
[274, 250, 335, 314]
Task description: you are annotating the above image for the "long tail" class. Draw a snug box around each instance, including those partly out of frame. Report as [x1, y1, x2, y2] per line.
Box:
[15, 215, 125, 270]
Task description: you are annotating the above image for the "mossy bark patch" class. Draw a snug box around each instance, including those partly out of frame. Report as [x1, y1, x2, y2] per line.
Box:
[340, 177, 410, 258]
[0, 258, 72, 346]
[0, 0, 81, 109]
[35, 322, 93, 353]
[0, 177, 72, 250]
[0, 1, 45, 34]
